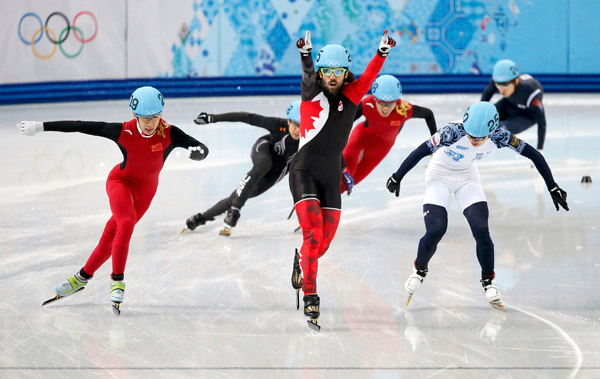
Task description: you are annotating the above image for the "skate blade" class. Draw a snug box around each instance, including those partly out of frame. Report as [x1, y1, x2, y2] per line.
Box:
[405, 293, 413, 309]
[219, 227, 232, 236]
[112, 302, 121, 316]
[307, 318, 321, 332]
[489, 301, 506, 311]
[296, 290, 300, 310]
[293, 225, 301, 233]
[180, 228, 188, 234]
[42, 287, 85, 306]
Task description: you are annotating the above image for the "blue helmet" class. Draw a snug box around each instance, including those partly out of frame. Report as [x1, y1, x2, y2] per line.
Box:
[462, 101, 499, 137]
[129, 86, 164, 117]
[492, 59, 519, 83]
[286, 100, 301, 123]
[315, 44, 351, 70]
[371, 75, 402, 102]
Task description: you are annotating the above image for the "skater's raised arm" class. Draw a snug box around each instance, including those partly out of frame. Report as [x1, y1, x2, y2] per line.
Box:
[19, 120, 122, 141]
[170, 126, 209, 161]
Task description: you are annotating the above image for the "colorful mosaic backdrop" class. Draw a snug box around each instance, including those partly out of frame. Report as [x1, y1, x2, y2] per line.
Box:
[164, 0, 593, 78]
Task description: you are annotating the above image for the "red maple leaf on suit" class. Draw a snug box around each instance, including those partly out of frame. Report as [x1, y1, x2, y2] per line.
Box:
[301, 99, 324, 138]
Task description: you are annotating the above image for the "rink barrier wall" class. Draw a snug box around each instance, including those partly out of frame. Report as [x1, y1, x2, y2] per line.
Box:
[1, 75, 600, 105]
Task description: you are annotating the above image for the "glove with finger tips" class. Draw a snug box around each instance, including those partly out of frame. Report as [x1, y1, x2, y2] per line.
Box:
[386, 175, 401, 197]
[18, 121, 44, 136]
[549, 185, 569, 211]
[378, 29, 396, 56]
[296, 31, 312, 55]
[188, 145, 207, 161]
[194, 112, 213, 125]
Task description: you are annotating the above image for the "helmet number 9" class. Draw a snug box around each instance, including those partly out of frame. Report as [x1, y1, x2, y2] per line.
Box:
[158, 93, 164, 106]
[130, 96, 139, 111]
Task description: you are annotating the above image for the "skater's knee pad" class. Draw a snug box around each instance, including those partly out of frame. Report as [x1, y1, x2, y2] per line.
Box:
[423, 204, 448, 240]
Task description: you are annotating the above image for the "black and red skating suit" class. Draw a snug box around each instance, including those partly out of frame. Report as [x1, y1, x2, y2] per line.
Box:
[343, 95, 436, 185]
[44, 119, 208, 278]
[481, 74, 546, 149]
[289, 52, 387, 294]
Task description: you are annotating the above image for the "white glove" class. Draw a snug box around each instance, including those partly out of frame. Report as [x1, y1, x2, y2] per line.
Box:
[378, 29, 396, 56]
[187, 145, 205, 160]
[18, 121, 44, 136]
[296, 31, 312, 54]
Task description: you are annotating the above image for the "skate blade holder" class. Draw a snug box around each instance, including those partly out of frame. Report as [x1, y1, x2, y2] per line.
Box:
[112, 302, 121, 316]
[219, 226, 232, 236]
[404, 293, 414, 309]
[42, 287, 85, 306]
[489, 300, 506, 311]
[307, 318, 321, 331]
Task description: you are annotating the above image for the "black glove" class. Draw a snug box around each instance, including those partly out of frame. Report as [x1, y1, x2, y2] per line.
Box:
[386, 175, 400, 197]
[187, 146, 207, 161]
[194, 112, 213, 125]
[378, 29, 396, 57]
[549, 185, 569, 211]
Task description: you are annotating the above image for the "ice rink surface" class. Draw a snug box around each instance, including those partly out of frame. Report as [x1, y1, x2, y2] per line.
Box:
[0, 93, 599, 378]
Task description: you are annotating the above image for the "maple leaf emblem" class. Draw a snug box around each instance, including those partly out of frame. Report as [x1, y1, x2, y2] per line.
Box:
[301, 98, 325, 138]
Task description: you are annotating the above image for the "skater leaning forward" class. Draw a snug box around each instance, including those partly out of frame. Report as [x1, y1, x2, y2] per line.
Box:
[386, 101, 568, 310]
[19, 86, 209, 314]
[289, 30, 395, 330]
[185, 100, 301, 236]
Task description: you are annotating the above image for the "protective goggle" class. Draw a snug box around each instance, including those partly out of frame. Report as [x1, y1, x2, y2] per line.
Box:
[320, 67, 347, 77]
[375, 100, 396, 107]
[466, 133, 488, 141]
[494, 81, 513, 88]
[137, 113, 162, 121]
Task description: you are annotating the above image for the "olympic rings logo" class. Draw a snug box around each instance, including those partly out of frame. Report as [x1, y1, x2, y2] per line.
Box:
[18, 11, 98, 59]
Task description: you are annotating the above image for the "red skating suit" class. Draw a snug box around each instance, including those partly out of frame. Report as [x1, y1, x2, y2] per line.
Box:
[343, 95, 415, 184]
[43, 119, 208, 279]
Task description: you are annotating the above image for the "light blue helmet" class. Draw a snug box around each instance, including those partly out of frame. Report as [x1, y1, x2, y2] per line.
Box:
[371, 75, 402, 102]
[315, 44, 351, 70]
[129, 86, 164, 117]
[492, 59, 519, 83]
[462, 101, 499, 137]
[286, 100, 301, 123]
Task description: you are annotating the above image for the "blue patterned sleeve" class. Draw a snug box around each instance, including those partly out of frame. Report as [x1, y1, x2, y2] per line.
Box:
[425, 123, 462, 153]
[489, 128, 525, 153]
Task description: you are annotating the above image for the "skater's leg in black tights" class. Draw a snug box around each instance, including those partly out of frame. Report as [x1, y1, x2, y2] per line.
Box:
[463, 201, 495, 279]
[415, 204, 448, 269]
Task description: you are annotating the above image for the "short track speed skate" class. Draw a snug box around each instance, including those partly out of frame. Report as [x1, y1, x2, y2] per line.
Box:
[303, 294, 320, 332]
[110, 281, 125, 316]
[481, 278, 506, 311]
[291, 249, 302, 309]
[43, 273, 88, 306]
[42, 287, 85, 306]
[404, 266, 427, 309]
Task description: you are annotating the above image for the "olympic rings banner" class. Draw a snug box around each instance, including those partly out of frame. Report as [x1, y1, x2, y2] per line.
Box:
[1, 0, 125, 84]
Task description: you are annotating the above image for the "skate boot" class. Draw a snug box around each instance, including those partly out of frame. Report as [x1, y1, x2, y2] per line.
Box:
[219, 208, 240, 236]
[185, 212, 207, 232]
[55, 273, 88, 297]
[43, 272, 88, 306]
[303, 293, 320, 331]
[291, 249, 302, 309]
[404, 265, 428, 308]
[110, 281, 125, 316]
[481, 278, 506, 310]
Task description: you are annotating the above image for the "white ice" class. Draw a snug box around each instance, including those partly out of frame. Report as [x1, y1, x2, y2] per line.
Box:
[0, 93, 599, 379]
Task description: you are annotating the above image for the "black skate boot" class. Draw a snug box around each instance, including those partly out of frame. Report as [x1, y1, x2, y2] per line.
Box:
[303, 293, 321, 331]
[185, 212, 207, 231]
[291, 249, 302, 309]
[219, 208, 240, 236]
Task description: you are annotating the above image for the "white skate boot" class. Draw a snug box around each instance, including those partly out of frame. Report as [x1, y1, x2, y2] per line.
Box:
[481, 278, 505, 310]
[55, 273, 88, 297]
[404, 266, 427, 308]
[110, 281, 125, 315]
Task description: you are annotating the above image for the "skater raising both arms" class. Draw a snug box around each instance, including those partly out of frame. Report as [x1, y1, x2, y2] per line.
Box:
[19, 86, 209, 315]
[290, 30, 395, 330]
[184, 100, 301, 236]
[386, 101, 568, 310]
[481, 59, 547, 150]
[341, 74, 436, 194]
